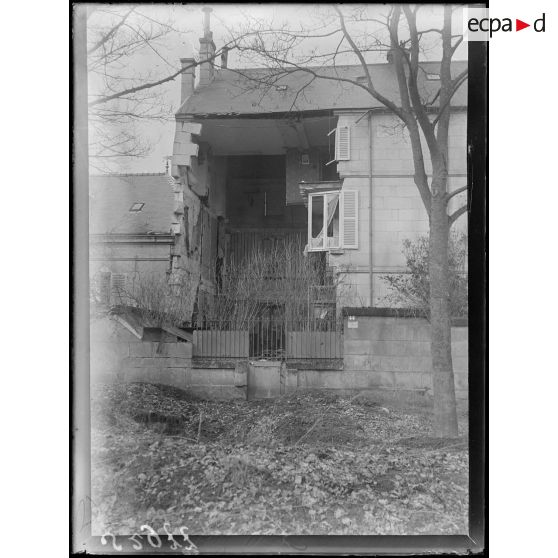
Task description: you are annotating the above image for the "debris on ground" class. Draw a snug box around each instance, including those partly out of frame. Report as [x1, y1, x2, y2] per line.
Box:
[91, 382, 469, 536]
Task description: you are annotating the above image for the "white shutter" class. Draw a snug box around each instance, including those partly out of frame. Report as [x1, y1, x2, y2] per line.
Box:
[341, 190, 358, 248]
[335, 126, 351, 161]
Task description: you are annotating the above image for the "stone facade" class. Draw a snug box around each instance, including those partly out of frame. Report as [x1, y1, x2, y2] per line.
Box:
[329, 110, 468, 307]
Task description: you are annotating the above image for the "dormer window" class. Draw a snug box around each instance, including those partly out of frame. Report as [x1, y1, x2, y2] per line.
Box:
[426, 73, 439, 80]
[129, 203, 145, 212]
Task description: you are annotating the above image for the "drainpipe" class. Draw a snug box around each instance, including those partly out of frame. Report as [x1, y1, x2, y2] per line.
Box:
[368, 112, 374, 307]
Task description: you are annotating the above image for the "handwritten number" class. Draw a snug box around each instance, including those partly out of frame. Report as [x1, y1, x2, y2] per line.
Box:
[128, 533, 143, 550]
[179, 526, 198, 552]
[140, 524, 162, 548]
[101, 532, 122, 551]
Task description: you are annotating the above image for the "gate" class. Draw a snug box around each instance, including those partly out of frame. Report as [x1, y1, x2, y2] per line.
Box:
[193, 316, 343, 364]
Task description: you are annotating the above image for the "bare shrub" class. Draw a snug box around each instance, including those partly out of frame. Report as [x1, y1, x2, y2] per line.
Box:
[381, 232, 468, 319]
[122, 273, 197, 328]
[202, 238, 343, 327]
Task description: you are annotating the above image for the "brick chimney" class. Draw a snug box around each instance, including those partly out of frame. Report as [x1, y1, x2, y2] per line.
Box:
[179, 57, 195, 105]
[198, 7, 215, 87]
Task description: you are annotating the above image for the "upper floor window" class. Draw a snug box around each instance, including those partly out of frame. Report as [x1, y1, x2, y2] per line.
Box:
[307, 190, 358, 251]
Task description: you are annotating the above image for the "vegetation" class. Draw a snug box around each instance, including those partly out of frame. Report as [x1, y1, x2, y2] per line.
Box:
[382, 232, 468, 319]
[201, 239, 342, 327]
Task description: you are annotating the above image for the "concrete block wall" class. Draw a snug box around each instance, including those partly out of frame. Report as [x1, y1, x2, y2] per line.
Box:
[342, 315, 468, 399]
[91, 315, 467, 401]
[90, 316, 244, 399]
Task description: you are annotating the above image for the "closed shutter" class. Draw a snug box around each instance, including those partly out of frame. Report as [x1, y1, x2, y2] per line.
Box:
[98, 272, 111, 305]
[335, 126, 351, 160]
[111, 273, 127, 303]
[341, 190, 358, 248]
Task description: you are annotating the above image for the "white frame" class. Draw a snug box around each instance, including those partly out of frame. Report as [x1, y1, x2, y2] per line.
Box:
[307, 190, 342, 252]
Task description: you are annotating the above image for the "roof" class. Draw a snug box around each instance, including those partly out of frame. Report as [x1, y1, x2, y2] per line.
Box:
[178, 61, 468, 117]
[89, 173, 175, 235]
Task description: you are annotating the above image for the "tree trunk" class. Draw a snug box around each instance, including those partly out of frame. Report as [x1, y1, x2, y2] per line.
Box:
[429, 190, 459, 437]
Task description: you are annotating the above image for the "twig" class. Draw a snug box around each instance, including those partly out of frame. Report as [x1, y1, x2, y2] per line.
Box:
[196, 409, 203, 443]
[293, 393, 362, 447]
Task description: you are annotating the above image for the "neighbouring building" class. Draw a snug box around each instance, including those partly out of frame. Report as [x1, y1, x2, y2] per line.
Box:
[89, 172, 204, 313]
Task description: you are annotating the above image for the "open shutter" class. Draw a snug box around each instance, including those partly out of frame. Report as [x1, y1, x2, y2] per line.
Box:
[335, 126, 351, 160]
[341, 190, 358, 248]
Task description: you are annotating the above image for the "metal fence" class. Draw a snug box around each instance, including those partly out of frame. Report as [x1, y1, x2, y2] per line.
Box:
[192, 317, 343, 362]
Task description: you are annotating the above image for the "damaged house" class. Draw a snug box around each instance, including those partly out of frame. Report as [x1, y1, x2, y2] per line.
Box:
[89, 9, 469, 400]
[166, 11, 467, 367]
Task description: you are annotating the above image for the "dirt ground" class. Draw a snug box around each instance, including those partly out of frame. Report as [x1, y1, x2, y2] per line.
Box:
[90, 382, 469, 536]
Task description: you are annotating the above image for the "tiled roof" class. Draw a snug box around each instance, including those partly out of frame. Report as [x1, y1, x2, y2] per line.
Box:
[89, 173, 175, 235]
[178, 61, 468, 116]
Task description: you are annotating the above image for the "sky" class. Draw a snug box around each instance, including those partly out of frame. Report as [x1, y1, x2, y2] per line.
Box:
[87, 3, 468, 175]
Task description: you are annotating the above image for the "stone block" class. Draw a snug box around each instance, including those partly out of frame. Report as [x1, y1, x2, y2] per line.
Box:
[234, 362, 249, 388]
[393, 371, 427, 389]
[162, 343, 192, 358]
[454, 372, 468, 391]
[129, 342, 155, 357]
[453, 356, 468, 372]
[190, 368, 235, 386]
[180, 121, 202, 135]
[247, 361, 281, 399]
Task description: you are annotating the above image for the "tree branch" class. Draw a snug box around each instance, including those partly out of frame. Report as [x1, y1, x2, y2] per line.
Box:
[88, 7, 135, 55]
[401, 6, 441, 163]
[333, 5, 408, 122]
[445, 185, 468, 202]
[448, 204, 467, 226]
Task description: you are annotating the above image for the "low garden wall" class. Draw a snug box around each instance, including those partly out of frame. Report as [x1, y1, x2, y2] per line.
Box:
[340, 310, 468, 399]
[90, 311, 468, 400]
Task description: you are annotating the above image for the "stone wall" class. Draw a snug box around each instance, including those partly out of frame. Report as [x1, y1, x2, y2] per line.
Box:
[342, 313, 468, 399]
[90, 316, 243, 400]
[91, 313, 468, 401]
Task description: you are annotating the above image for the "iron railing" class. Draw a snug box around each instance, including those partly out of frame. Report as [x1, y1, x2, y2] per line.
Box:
[192, 317, 343, 362]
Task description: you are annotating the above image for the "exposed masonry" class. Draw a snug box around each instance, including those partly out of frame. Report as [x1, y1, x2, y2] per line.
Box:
[168, 120, 206, 320]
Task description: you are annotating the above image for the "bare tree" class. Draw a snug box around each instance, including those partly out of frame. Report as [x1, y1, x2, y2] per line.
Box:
[86, 5, 237, 171]
[228, 5, 468, 436]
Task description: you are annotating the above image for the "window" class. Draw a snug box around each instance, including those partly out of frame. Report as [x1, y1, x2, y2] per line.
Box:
[129, 202, 145, 212]
[426, 73, 439, 81]
[307, 190, 358, 251]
